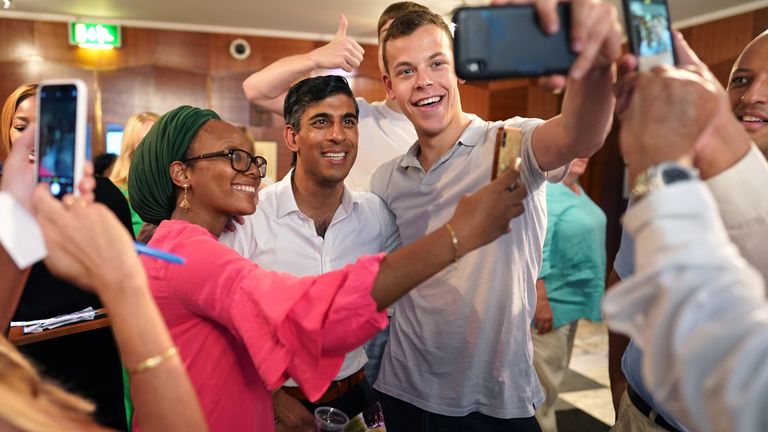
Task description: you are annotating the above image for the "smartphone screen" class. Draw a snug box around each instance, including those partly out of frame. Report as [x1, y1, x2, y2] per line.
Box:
[37, 84, 79, 198]
[453, 4, 576, 79]
[624, 0, 675, 71]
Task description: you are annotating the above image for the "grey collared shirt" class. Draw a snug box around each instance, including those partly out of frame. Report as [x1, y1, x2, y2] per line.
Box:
[370, 114, 567, 418]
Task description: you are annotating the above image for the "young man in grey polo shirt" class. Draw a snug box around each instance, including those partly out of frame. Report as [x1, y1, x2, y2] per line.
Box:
[369, 4, 622, 431]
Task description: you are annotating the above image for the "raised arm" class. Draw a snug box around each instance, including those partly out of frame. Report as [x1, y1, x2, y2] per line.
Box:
[0, 126, 95, 331]
[242, 15, 364, 115]
[530, 0, 622, 171]
[0, 128, 41, 331]
[32, 186, 207, 432]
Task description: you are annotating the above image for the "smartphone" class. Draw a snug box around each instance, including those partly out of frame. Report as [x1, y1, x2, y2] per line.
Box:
[622, 0, 676, 71]
[492, 127, 523, 180]
[453, 4, 576, 80]
[35, 79, 88, 199]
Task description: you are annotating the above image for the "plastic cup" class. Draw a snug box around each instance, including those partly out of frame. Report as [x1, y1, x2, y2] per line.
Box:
[314, 406, 349, 432]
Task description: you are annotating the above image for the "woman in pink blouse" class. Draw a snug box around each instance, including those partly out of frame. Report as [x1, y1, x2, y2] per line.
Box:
[127, 105, 526, 431]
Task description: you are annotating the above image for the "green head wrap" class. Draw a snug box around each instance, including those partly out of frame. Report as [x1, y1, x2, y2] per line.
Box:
[128, 105, 221, 225]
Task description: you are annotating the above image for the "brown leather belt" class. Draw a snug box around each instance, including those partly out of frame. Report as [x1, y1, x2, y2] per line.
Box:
[281, 367, 365, 403]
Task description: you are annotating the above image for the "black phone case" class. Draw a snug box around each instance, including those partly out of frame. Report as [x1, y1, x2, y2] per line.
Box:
[453, 4, 576, 80]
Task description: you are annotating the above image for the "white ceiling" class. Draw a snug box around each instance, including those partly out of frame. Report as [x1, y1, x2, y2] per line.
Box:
[2, 0, 768, 44]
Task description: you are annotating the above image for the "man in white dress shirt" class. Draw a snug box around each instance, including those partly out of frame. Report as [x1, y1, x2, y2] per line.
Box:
[607, 32, 768, 432]
[220, 75, 400, 430]
[604, 48, 768, 432]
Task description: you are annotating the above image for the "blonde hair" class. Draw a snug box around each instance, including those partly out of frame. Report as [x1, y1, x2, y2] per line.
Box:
[0, 337, 106, 432]
[0, 83, 38, 162]
[109, 112, 160, 188]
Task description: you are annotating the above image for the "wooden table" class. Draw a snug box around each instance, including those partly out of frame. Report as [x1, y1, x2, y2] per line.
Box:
[9, 309, 110, 346]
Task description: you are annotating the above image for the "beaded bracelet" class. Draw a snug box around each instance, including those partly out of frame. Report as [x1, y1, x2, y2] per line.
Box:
[129, 346, 179, 375]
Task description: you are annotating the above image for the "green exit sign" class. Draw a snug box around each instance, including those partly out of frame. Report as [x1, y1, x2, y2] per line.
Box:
[69, 22, 121, 49]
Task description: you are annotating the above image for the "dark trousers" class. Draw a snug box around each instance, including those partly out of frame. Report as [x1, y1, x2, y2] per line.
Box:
[300, 377, 374, 420]
[378, 391, 542, 432]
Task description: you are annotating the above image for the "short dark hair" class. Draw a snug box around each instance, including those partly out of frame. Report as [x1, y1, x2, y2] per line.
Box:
[283, 75, 359, 165]
[382, 9, 453, 73]
[377, 2, 430, 36]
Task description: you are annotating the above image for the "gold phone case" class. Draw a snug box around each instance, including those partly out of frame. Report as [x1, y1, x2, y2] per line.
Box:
[492, 127, 523, 180]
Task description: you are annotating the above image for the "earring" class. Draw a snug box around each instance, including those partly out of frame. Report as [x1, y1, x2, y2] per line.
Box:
[180, 184, 191, 213]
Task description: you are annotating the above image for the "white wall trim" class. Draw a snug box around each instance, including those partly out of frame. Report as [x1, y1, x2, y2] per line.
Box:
[0, 10, 380, 45]
[4, 1, 768, 46]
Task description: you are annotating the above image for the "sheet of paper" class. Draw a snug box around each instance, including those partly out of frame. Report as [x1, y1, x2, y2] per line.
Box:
[10, 307, 97, 334]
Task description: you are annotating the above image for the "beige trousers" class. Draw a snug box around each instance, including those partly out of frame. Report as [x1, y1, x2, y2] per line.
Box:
[532, 321, 579, 432]
[611, 390, 670, 432]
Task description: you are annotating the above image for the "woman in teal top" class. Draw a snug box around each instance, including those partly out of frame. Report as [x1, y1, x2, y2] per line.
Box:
[532, 158, 607, 432]
[110, 112, 159, 237]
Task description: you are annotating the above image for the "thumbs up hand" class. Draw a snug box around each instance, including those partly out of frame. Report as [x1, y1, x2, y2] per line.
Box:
[309, 14, 365, 72]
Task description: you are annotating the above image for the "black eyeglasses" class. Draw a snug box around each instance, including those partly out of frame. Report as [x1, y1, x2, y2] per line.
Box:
[182, 149, 267, 178]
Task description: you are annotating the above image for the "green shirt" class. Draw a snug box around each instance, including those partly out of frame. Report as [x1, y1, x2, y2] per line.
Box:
[117, 184, 143, 238]
[539, 182, 606, 328]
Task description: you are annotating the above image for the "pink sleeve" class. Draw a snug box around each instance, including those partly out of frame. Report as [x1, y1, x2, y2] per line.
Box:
[168, 237, 388, 401]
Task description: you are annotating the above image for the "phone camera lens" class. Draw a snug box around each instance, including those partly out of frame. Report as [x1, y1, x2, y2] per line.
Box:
[465, 59, 486, 74]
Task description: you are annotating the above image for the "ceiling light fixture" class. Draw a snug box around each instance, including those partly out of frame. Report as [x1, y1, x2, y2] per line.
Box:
[3, 0, 14, 10]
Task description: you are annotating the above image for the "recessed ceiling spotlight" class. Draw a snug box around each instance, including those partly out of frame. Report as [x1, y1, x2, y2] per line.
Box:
[3, 0, 13, 10]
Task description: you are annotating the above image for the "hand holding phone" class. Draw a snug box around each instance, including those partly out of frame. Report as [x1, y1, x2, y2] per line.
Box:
[622, 0, 676, 71]
[453, 4, 576, 79]
[492, 127, 523, 180]
[35, 79, 87, 199]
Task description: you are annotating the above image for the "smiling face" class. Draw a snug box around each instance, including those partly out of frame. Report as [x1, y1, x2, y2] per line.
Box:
[10, 96, 36, 147]
[285, 93, 358, 187]
[180, 120, 261, 219]
[728, 34, 768, 153]
[384, 24, 464, 140]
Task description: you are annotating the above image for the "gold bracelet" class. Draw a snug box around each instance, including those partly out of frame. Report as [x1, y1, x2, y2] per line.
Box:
[444, 223, 460, 263]
[129, 346, 179, 375]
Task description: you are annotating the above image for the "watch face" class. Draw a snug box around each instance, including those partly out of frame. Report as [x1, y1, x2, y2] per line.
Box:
[661, 166, 693, 184]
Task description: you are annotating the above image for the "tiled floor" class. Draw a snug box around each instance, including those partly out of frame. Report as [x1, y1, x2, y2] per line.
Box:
[554, 319, 614, 432]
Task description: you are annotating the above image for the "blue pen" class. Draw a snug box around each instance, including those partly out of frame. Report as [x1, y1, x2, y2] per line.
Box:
[134, 241, 185, 264]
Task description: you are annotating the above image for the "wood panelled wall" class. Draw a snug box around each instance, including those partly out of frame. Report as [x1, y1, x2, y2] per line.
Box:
[1, 8, 766, 264]
[0, 17, 562, 176]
